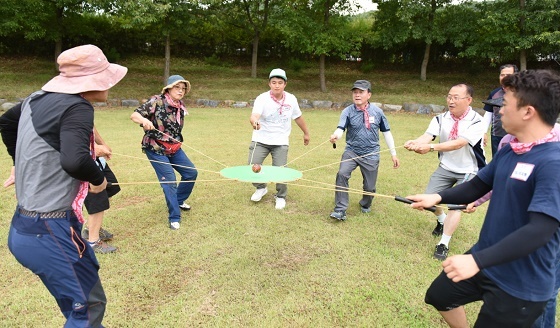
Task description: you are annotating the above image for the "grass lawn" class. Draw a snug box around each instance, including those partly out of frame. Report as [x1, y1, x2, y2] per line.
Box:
[0, 56, 499, 107]
[0, 107, 492, 327]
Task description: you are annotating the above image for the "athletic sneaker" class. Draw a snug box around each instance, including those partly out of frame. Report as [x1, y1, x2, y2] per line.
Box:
[433, 243, 449, 261]
[275, 197, 286, 210]
[330, 211, 347, 221]
[169, 222, 181, 230]
[179, 203, 191, 211]
[432, 222, 444, 237]
[82, 227, 113, 241]
[251, 188, 268, 202]
[360, 206, 371, 213]
[90, 240, 117, 254]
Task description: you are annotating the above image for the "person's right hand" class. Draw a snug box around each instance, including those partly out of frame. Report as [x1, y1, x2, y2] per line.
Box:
[404, 140, 417, 151]
[464, 202, 477, 213]
[405, 193, 442, 211]
[3, 166, 15, 187]
[329, 134, 338, 143]
[142, 118, 155, 131]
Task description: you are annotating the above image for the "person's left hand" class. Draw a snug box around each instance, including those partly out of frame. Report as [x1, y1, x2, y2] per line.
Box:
[442, 254, 480, 282]
[391, 156, 400, 169]
[303, 133, 310, 146]
[95, 144, 112, 159]
[3, 166, 15, 187]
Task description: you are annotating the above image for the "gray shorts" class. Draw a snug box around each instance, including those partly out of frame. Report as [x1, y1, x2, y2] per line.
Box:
[425, 166, 475, 194]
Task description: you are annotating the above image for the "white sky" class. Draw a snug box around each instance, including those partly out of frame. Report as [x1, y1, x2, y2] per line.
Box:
[354, 0, 377, 13]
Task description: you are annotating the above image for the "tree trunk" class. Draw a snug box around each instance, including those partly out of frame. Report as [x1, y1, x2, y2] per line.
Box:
[251, 31, 259, 79]
[54, 39, 62, 72]
[420, 42, 431, 81]
[519, 0, 527, 71]
[320, 54, 327, 92]
[520, 49, 527, 71]
[164, 33, 171, 85]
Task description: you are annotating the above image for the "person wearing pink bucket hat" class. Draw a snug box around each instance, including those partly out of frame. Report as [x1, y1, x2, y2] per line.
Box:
[0, 44, 126, 327]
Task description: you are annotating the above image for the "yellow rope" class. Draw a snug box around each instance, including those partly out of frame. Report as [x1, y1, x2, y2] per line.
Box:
[301, 145, 404, 173]
[286, 139, 331, 166]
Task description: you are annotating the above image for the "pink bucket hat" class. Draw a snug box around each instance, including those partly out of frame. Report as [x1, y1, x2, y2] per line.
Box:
[42, 44, 128, 94]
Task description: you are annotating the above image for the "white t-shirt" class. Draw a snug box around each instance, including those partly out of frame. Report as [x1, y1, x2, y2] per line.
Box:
[251, 91, 302, 146]
[426, 108, 486, 173]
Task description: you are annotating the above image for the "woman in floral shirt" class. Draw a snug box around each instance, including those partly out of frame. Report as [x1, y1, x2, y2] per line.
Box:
[130, 75, 197, 230]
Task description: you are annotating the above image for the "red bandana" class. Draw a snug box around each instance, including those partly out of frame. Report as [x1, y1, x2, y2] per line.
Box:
[510, 130, 558, 154]
[449, 107, 471, 140]
[72, 131, 95, 223]
[164, 93, 187, 125]
[356, 103, 370, 129]
[269, 91, 286, 114]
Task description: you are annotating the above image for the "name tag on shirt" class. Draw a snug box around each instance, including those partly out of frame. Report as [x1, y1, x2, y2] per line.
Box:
[368, 117, 376, 124]
[510, 162, 534, 181]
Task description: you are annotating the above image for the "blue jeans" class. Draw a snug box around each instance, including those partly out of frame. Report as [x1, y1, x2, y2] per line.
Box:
[532, 259, 560, 328]
[145, 149, 197, 223]
[8, 208, 106, 328]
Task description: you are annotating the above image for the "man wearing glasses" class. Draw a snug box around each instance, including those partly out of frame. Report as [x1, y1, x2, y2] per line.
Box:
[404, 84, 486, 260]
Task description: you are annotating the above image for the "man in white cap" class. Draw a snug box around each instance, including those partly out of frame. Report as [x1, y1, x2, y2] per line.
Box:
[248, 68, 310, 209]
[0, 44, 127, 327]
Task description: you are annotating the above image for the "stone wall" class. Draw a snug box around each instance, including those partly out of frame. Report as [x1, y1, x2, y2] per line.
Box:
[0, 97, 505, 118]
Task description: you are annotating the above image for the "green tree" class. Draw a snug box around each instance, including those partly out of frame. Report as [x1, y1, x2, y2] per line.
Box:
[280, 0, 363, 92]
[117, 0, 199, 83]
[0, 0, 103, 69]
[210, 0, 278, 78]
[372, 0, 452, 81]
[450, 0, 560, 70]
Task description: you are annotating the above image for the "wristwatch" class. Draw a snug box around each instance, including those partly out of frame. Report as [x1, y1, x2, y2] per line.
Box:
[430, 144, 435, 152]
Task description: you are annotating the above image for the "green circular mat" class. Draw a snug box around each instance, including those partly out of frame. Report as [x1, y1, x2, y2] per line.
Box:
[220, 165, 302, 183]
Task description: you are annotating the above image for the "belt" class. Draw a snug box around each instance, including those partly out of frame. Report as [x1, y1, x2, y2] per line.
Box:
[18, 207, 75, 219]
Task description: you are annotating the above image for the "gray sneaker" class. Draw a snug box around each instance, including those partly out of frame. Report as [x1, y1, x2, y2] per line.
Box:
[330, 211, 347, 221]
[90, 240, 117, 254]
[82, 227, 113, 241]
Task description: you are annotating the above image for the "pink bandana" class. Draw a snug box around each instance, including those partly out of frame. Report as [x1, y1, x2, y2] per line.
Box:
[164, 93, 187, 125]
[356, 103, 370, 129]
[269, 91, 286, 114]
[72, 131, 95, 223]
[449, 107, 471, 140]
[510, 130, 558, 154]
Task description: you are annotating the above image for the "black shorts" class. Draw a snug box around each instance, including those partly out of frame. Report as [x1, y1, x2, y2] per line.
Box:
[425, 269, 546, 327]
[84, 162, 120, 215]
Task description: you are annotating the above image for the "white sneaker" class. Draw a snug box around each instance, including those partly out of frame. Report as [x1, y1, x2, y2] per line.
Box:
[275, 197, 286, 210]
[179, 203, 191, 211]
[251, 188, 268, 202]
[169, 222, 180, 230]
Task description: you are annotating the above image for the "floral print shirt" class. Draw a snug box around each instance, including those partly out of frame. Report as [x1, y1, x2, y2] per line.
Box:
[134, 94, 185, 155]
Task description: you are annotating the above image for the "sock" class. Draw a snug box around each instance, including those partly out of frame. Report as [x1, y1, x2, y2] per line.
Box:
[437, 213, 446, 224]
[439, 234, 451, 246]
[88, 239, 100, 246]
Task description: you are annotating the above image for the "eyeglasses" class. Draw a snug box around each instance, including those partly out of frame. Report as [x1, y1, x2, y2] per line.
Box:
[446, 96, 470, 102]
[172, 85, 187, 92]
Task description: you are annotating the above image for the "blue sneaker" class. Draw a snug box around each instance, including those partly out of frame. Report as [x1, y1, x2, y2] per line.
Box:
[360, 206, 371, 213]
[330, 211, 347, 221]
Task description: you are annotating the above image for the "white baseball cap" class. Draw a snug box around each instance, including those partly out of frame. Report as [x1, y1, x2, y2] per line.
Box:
[269, 68, 287, 81]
